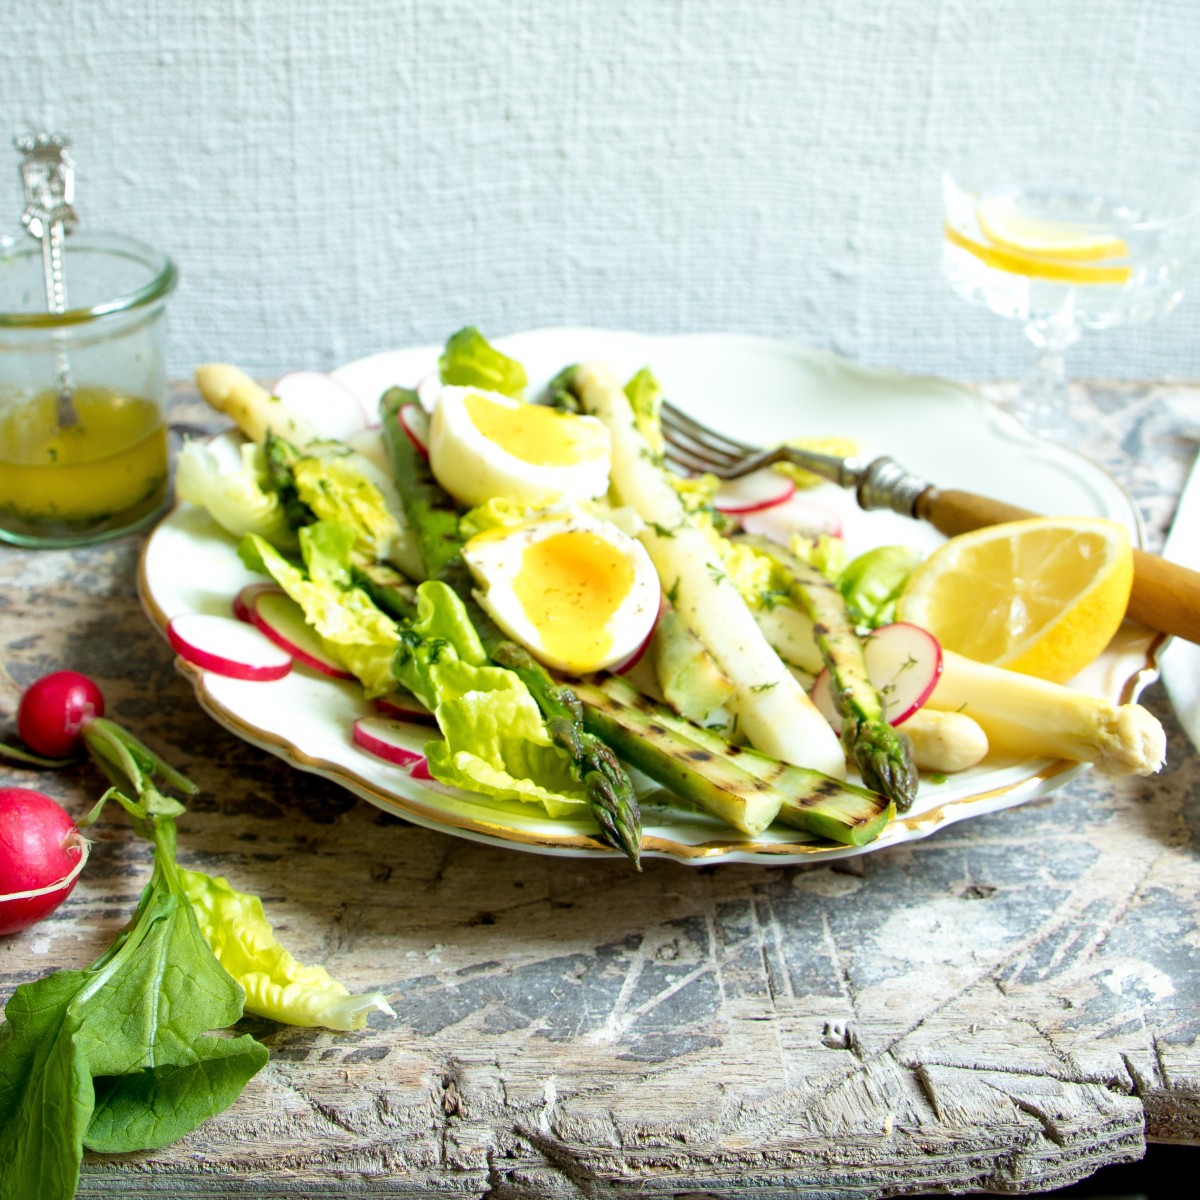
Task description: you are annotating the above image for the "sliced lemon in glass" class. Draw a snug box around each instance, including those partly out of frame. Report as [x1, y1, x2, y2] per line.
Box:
[976, 196, 1129, 262]
[945, 195, 1134, 284]
[896, 516, 1134, 684]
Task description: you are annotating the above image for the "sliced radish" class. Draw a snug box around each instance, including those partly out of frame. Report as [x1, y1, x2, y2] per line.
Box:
[247, 590, 355, 680]
[713, 469, 796, 514]
[232, 582, 285, 624]
[740, 494, 842, 545]
[272, 371, 370, 441]
[374, 691, 436, 724]
[167, 614, 292, 681]
[810, 622, 943, 733]
[409, 756, 434, 780]
[352, 717, 426, 767]
[398, 404, 430, 459]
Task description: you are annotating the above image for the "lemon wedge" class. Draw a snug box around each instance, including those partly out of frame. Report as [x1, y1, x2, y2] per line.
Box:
[896, 517, 1134, 684]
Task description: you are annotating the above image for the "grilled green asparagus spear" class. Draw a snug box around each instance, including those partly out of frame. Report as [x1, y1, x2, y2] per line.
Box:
[379, 386, 643, 864]
[739, 534, 918, 812]
[576, 676, 893, 845]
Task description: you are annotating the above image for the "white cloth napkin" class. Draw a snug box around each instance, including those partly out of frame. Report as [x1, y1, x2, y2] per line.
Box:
[1159, 450, 1200, 751]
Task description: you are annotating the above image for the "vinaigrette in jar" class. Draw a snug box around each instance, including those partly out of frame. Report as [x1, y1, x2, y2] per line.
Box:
[0, 387, 167, 541]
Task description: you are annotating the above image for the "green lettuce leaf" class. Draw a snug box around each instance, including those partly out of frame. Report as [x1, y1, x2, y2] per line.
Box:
[240, 525, 399, 697]
[395, 583, 586, 813]
[293, 451, 402, 565]
[837, 544, 922, 631]
[624, 366, 665, 457]
[176, 438, 298, 549]
[439, 327, 527, 397]
[179, 870, 396, 1032]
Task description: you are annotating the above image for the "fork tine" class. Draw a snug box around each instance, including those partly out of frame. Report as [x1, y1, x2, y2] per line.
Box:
[659, 438, 738, 478]
[661, 424, 741, 467]
[660, 401, 757, 456]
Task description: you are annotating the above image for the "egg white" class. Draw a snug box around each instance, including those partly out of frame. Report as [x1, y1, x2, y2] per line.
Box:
[462, 509, 662, 675]
[427, 385, 612, 509]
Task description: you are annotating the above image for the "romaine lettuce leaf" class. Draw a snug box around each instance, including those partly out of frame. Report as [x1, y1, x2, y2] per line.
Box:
[394, 582, 586, 812]
[624, 367, 665, 457]
[236, 541, 586, 814]
[293, 452, 401, 565]
[240, 526, 399, 697]
[179, 869, 395, 1032]
[438, 327, 527, 397]
[176, 438, 298, 549]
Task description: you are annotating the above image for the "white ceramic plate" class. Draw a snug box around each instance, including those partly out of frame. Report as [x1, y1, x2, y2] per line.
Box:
[138, 328, 1161, 865]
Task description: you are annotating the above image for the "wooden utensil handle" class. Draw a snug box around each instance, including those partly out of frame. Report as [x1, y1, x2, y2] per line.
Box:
[914, 487, 1200, 645]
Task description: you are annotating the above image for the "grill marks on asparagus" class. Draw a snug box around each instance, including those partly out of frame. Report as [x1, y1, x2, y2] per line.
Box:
[580, 676, 893, 844]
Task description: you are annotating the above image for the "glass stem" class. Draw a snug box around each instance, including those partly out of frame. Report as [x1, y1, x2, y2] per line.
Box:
[1010, 307, 1082, 440]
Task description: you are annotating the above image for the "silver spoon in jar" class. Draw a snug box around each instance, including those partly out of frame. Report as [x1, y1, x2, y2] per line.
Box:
[16, 131, 79, 428]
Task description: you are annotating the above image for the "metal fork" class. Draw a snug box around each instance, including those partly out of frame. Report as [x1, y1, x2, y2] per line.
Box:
[660, 400, 936, 519]
[657, 400, 1200, 645]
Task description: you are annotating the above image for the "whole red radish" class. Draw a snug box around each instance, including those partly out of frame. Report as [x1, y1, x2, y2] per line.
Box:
[0, 787, 89, 936]
[17, 670, 105, 758]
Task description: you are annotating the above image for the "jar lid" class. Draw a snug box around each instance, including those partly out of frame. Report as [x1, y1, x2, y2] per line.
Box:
[0, 229, 178, 328]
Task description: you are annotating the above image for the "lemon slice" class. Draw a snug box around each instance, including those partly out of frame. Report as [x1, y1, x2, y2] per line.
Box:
[945, 224, 1133, 285]
[976, 196, 1129, 262]
[896, 517, 1134, 684]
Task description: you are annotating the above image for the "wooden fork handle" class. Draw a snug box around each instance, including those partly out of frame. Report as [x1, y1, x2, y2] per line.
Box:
[913, 486, 1200, 645]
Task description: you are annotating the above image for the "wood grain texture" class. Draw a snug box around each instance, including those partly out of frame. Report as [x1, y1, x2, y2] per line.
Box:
[1, 381, 1198, 1198]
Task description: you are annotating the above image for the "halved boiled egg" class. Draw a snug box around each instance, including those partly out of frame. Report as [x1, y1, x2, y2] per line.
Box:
[462, 509, 661, 675]
[427, 385, 611, 508]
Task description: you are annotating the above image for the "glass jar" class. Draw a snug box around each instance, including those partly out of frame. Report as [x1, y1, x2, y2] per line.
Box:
[0, 230, 178, 547]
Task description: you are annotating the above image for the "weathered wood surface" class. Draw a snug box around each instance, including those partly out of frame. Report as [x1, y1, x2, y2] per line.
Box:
[1, 380, 1198, 1198]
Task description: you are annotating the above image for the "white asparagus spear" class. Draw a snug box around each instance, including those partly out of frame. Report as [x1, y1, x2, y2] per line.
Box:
[926, 650, 1165, 775]
[195, 363, 322, 446]
[902, 708, 989, 773]
[576, 362, 846, 778]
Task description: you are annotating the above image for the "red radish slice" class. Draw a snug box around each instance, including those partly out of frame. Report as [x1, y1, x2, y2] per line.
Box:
[167, 614, 292, 681]
[398, 404, 430, 459]
[373, 692, 436, 725]
[739, 494, 843, 545]
[713, 469, 796, 514]
[352, 717, 425, 767]
[810, 622, 943, 733]
[232, 582, 285, 624]
[866, 622, 943, 725]
[247, 590, 354, 680]
[272, 371, 370, 441]
[409, 757, 434, 781]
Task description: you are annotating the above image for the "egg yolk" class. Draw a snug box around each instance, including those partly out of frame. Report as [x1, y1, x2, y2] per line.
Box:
[512, 530, 635, 671]
[464, 392, 605, 466]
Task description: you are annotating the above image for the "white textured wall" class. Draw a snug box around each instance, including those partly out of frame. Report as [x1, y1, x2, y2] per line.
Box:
[2, 0, 1198, 383]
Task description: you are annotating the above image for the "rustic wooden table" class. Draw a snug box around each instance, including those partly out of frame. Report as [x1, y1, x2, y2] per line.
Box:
[2, 380, 1198, 1198]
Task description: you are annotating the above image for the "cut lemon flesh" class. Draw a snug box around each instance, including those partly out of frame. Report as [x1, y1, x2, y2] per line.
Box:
[945, 224, 1133, 285]
[976, 196, 1130, 262]
[896, 517, 1134, 684]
